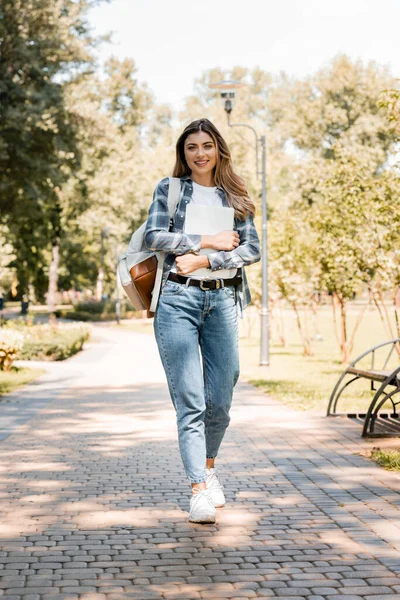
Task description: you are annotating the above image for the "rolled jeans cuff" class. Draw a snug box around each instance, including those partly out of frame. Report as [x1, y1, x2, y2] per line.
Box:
[188, 475, 206, 484]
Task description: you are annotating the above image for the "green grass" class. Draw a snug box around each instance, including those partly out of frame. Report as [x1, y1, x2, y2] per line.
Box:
[0, 367, 45, 396]
[239, 303, 400, 413]
[370, 448, 400, 471]
[119, 302, 400, 414]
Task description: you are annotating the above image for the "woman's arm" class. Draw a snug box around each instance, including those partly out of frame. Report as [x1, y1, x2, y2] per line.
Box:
[207, 214, 261, 271]
[144, 178, 201, 255]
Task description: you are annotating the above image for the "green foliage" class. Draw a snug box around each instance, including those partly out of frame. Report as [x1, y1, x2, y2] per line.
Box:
[0, 0, 102, 297]
[266, 56, 400, 361]
[379, 88, 400, 137]
[2, 36, 400, 366]
[0, 226, 16, 295]
[74, 300, 111, 314]
[0, 367, 45, 396]
[4, 320, 90, 361]
[269, 55, 397, 168]
[55, 299, 136, 321]
[0, 330, 24, 371]
[371, 448, 400, 471]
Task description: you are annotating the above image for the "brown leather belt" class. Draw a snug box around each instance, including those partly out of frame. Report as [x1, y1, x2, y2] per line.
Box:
[168, 272, 242, 291]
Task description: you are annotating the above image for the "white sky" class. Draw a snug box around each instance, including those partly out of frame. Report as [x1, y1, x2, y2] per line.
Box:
[89, 0, 400, 112]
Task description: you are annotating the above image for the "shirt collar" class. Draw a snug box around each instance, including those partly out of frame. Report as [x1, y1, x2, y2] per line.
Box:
[180, 174, 225, 194]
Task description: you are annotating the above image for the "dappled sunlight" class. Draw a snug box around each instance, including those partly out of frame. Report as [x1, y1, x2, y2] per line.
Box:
[211, 507, 261, 543]
[271, 494, 306, 507]
[1, 328, 400, 596]
[0, 461, 72, 472]
[15, 492, 59, 504]
[319, 529, 400, 558]
[74, 506, 186, 529]
[29, 409, 176, 439]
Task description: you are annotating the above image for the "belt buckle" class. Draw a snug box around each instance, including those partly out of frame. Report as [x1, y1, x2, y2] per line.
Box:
[200, 279, 210, 292]
[199, 279, 222, 290]
[200, 279, 212, 291]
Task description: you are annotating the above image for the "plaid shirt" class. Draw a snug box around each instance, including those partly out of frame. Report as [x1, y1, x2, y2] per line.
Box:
[144, 175, 260, 313]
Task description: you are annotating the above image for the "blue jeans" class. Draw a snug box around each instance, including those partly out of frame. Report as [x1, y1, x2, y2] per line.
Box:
[154, 280, 240, 484]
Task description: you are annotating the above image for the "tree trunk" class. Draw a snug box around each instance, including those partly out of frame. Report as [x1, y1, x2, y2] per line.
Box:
[338, 296, 351, 364]
[348, 297, 370, 356]
[278, 301, 287, 347]
[393, 285, 400, 339]
[332, 293, 341, 350]
[292, 302, 313, 356]
[332, 293, 349, 363]
[96, 269, 104, 302]
[372, 288, 395, 339]
[47, 239, 60, 315]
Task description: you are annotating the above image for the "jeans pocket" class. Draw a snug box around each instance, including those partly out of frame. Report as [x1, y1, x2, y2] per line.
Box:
[161, 280, 185, 296]
[222, 286, 235, 299]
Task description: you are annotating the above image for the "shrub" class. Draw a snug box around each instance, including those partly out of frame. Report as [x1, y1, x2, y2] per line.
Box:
[0, 330, 24, 371]
[3, 321, 91, 361]
[55, 299, 139, 321]
[73, 300, 108, 314]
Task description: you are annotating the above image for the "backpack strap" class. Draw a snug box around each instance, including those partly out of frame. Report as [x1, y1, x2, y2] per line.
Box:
[167, 176, 181, 220]
[149, 177, 181, 314]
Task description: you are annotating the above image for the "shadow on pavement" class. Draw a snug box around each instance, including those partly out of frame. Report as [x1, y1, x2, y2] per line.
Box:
[1, 383, 400, 597]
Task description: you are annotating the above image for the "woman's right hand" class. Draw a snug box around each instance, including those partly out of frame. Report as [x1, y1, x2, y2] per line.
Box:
[202, 231, 240, 251]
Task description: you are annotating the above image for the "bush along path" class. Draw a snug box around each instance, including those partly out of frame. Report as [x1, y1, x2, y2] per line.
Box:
[0, 319, 90, 365]
[0, 325, 400, 600]
[0, 319, 91, 396]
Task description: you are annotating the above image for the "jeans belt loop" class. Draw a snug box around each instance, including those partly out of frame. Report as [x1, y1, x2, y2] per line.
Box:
[185, 277, 192, 288]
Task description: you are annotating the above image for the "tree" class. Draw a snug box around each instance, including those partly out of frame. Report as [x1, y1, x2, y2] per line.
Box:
[0, 0, 104, 300]
[269, 210, 320, 356]
[268, 54, 397, 171]
[59, 58, 158, 297]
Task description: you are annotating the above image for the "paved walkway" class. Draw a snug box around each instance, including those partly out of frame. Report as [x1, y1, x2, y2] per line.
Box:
[1, 326, 400, 600]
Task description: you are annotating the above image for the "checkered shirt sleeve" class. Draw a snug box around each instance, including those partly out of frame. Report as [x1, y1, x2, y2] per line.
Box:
[144, 178, 201, 255]
[207, 214, 261, 271]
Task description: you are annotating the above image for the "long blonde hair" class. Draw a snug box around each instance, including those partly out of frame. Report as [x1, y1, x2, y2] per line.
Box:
[172, 118, 255, 220]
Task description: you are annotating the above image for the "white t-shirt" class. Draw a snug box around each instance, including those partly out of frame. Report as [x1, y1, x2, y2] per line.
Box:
[191, 181, 223, 206]
[170, 181, 237, 279]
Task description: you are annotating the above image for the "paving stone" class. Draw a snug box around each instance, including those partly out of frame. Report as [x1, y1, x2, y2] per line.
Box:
[338, 587, 394, 595]
[364, 596, 400, 600]
[1, 327, 400, 600]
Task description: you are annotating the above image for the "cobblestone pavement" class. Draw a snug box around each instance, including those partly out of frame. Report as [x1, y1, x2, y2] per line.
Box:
[1, 325, 400, 600]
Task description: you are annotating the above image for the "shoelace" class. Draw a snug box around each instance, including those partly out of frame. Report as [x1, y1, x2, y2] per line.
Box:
[191, 489, 214, 507]
[206, 469, 223, 491]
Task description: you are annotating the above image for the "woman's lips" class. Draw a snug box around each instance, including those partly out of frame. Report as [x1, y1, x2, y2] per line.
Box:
[195, 160, 209, 166]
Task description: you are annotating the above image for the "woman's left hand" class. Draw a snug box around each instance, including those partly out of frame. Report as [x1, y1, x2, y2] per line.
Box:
[175, 254, 210, 275]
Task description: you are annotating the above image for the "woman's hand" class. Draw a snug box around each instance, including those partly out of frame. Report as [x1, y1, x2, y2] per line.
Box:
[175, 254, 210, 276]
[202, 231, 240, 251]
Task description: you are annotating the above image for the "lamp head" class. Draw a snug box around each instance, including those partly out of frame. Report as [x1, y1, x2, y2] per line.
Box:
[209, 79, 245, 115]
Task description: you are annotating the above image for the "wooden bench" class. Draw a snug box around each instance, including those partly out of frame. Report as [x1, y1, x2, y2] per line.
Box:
[326, 338, 400, 437]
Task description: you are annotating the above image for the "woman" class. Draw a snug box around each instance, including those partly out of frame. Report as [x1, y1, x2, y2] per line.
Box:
[145, 118, 260, 523]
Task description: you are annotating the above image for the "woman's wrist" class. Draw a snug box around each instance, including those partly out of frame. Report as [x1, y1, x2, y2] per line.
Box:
[196, 255, 211, 268]
[201, 235, 215, 250]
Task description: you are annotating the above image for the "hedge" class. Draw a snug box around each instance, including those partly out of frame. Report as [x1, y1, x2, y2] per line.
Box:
[3, 321, 91, 362]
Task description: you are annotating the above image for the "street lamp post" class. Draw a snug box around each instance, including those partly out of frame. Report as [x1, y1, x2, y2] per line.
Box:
[209, 80, 269, 366]
[115, 247, 121, 325]
[97, 226, 110, 302]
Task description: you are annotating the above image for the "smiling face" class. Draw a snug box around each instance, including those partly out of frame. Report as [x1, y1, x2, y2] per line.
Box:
[183, 131, 217, 183]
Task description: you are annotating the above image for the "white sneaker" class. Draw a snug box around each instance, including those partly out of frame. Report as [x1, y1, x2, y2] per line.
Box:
[189, 489, 216, 523]
[206, 468, 225, 508]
